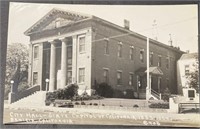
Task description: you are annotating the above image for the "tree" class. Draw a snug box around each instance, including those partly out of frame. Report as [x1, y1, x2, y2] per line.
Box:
[4, 43, 29, 99]
[186, 58, 199, 93]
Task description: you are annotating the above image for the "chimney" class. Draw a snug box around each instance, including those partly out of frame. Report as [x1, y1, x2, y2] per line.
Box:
[124, 19, 130, 30]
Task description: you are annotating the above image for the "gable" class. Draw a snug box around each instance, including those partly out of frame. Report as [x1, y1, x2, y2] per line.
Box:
[24, 8, 92, 35]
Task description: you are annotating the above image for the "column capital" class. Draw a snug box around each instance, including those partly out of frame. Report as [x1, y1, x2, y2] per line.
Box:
[59, 37, 69, 43]
[49, 40, 57, 44]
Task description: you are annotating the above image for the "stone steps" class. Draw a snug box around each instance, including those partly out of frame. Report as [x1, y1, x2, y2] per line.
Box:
[11, 91, 46, 107]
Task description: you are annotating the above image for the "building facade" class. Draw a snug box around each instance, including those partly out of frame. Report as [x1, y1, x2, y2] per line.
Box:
[25, 8, 184, 98]
[177, 53, 198, 94]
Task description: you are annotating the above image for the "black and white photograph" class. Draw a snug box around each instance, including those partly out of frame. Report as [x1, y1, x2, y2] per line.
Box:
[2, 2, 199, 127]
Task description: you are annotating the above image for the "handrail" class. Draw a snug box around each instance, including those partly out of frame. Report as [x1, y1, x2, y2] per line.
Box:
[15, 85, 40, 102]
[151, 89, 161, 100]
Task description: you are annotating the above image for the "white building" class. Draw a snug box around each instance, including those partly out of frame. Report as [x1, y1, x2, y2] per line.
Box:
[177, 52, 199, 101]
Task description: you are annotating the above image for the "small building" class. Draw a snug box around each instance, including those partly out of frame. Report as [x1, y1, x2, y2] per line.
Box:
[24, 8, 184, 98]
[177, 52, 199, 101]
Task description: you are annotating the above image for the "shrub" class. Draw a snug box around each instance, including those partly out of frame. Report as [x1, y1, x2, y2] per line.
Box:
[95, 82, 114, 98]
[81, 101, 86, 105]
[75, 102, 80, 105]
[133, 104, 139, 108]
[102, 104, 105, 106]
[93, 103, 98, 106]
[149, 103, 169, 109]
[89, 103, 93, 105]
[46, 83, 79, 103]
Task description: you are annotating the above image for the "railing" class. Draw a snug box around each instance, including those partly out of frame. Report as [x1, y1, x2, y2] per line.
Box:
[15, 85, 40, 103]
[151, 89, 161, 100]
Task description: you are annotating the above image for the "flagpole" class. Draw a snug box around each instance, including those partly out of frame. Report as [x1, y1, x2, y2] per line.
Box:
[146, 37, 150, 100]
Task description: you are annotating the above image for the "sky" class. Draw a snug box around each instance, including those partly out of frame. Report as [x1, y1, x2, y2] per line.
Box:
[8, 2, 198, 53]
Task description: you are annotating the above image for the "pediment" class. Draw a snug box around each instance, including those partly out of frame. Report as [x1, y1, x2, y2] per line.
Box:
[24, 8, 91, 35]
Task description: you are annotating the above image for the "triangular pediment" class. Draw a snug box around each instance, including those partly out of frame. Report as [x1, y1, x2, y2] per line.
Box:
[24, 8, 92, 35]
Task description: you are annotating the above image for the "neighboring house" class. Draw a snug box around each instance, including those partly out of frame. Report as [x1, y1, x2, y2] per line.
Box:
[177, 52, 199, 101]
[24, 8, 184, 98]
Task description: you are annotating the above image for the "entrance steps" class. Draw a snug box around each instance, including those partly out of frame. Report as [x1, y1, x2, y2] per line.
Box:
[11, 91, 46, 107]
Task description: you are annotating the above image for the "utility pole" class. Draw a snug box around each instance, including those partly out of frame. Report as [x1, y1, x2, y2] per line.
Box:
[146, 37, 150, 100]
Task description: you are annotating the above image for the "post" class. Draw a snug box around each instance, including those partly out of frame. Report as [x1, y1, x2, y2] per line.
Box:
[45, 78, 49, 91]
[146, 37, 150, 100]
[8, 80, 17, 104]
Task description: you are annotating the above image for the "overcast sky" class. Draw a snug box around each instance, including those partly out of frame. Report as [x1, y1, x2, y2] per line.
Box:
[8, 2, 198, 53]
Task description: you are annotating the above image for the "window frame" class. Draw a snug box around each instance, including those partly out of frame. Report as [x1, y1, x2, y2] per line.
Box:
[33, 72, 38, 85]
[33, 45, 39, 59]
[129, 73, 134, 86]
[78, 68, 85, 83]
[166, 57, 169, 69]
[158, 55, 162, 67]
[117, 42, 123, 58]
[130, 46, 134, 60]
[140, 49, 144, 63]
[104, 39, 109, 55]
[103, 68, 109, 83]
[150, 52, 153, 66]
[185, 65, 190, 75]
[78, 35, 86, 53]
[117, 70, 122, 85]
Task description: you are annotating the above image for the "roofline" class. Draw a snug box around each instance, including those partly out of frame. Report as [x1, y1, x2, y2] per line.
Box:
[92, 16, 185, 54]
[24, 8, 92, 36]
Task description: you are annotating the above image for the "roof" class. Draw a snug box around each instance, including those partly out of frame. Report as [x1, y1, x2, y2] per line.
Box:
[24, 8, 184, 54]
[179, 53, 198, 60]
[136, 67, 163, 76]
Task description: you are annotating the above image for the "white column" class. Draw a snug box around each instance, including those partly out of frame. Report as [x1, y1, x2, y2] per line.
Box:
[72, 35, 77, 83]
[49, 40, 57, 92]
[28, 44, 33, 86]
[60, 38, 68, 89]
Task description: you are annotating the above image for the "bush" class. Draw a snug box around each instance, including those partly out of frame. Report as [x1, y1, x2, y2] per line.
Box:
[102, 104, 105, 106]
[81, 101, 86, 105]
[95, 82, 113, 98]
[93, 103, 98, 106]
[75, 102, 80, 105]
[133, 104, 139, 108]
[149, 103, 169, 109]
[46, 84, 79, 104]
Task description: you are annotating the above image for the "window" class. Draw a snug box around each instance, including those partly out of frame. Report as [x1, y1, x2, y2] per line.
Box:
[34, 46, 39, 59]
[104, 39, 109, 54]
[67, 46, 72, 65]
[130, 46, 134, 60]
[55, 20, 61, 28]
[103, 69, 109, 83]
[79, 36, 85, 53]
[166, 57, 169, 69]
[33, 72, 38, 85]
[150, 52, 153, 65]
[158, 55, 162, 67]
[67, 70, 72, 84]
[117, 43, 122, 58]
[79, 68, 85, 83]
[185, 65, 190, 75]
[140, 49, 144, 62]
[129, 73, 134, 86]
[117, 71, 122, 85]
